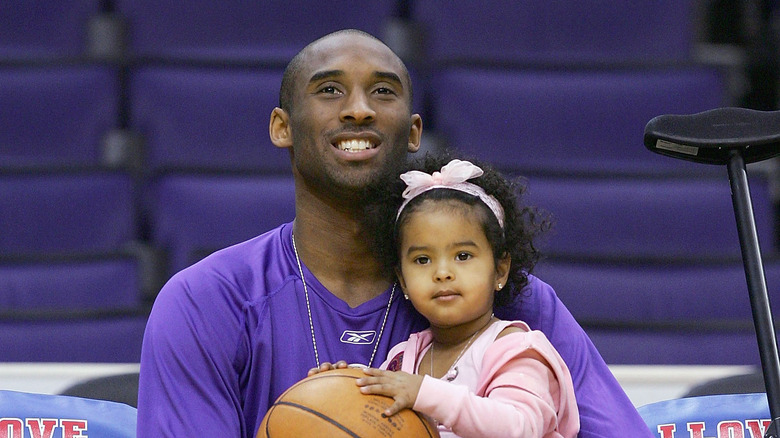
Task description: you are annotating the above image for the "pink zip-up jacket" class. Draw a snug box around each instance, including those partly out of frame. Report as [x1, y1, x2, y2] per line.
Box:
[381, 320, 579, 438]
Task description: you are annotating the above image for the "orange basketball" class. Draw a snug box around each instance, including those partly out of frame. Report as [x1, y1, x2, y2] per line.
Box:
[257, 367, 440, 438]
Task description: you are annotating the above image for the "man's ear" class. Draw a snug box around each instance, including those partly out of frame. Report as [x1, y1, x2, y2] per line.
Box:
[269, 107, 293, 149]
[407, 114, 422, 153]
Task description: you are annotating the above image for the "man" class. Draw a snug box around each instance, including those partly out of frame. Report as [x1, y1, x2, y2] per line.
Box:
[137, 29, 653, 437]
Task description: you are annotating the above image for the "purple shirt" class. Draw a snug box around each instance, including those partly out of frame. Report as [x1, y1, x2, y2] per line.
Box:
[137, 222, 652, 437]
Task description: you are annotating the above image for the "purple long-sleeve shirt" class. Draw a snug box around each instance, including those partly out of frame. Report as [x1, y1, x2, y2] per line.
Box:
[137, 222, 652, 437]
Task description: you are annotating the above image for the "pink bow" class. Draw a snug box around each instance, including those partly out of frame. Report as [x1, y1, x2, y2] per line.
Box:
[400, 159, 484, 200]
[397, 159, 505, 228]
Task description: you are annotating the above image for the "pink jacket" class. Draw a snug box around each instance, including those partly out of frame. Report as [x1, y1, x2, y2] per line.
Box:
[381, 320, 579, 438]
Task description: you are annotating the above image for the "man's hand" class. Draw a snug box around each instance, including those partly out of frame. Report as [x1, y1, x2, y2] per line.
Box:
[306, 360, 349, 376]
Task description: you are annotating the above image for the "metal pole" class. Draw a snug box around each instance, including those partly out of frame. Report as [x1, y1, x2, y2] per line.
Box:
[727, 149, 780, 436]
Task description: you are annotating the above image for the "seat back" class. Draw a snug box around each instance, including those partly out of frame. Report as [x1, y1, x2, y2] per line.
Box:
[146, 172, 296, 275]
[117, 0, 397, 63]
[532, 258, 780, 365]
[0, 255, 142, 311]
[60, 372, 140, 408]
[0, 67, 119, 168]
[414, 0, 698, 66]
[128, 66, 288, 173]
[431, 67, 729, 176]
[525, 174, 776, 258]
[637, 393, 770, 438]
[0, 170, 135, 254]
[0, 1, 100, 60]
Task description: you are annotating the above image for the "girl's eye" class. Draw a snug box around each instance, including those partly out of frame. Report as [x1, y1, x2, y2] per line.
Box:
[414, 256, 430, 265]
[456, 252, 471, 261]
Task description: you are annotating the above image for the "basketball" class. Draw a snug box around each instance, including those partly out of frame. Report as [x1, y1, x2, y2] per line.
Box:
[257, 367, 440, 438]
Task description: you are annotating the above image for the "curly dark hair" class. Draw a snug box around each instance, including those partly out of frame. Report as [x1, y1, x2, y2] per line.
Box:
[363, 150, 551, 308]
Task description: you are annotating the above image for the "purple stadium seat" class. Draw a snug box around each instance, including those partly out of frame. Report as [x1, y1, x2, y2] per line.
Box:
[0, 0, 100, 60]
[116, 0, 398, 63]
[0, 170, 149, 363]
[413, 0, 698, 66]
[0, 256, 142, 311]
[0, 66, 119, 168]
[0, 256, 148, 362]
[431, 67, 729, 176]
[0, 316, 147, 362]
[146, 173, 296, 275]
[128, 66, 289, 172]
[523, 174, 776, 258]
[531, 258, 780, 365]
[0, 170, 136, 254]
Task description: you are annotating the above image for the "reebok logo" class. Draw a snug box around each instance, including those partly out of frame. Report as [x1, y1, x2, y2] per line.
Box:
[340, 330, 376, 345]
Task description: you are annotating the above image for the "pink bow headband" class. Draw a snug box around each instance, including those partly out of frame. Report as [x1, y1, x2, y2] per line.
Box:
[396, 159, 505, 228]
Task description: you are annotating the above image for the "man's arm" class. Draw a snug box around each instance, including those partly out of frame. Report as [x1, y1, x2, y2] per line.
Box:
[496, 275, 654, 438]
[137, 272, 247, 437]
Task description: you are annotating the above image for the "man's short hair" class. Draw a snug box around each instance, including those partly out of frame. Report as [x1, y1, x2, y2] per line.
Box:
[278, 29, 413, 113]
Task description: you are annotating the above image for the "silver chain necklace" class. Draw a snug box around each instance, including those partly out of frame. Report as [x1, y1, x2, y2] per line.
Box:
[291, 234, 395, 368]
[430, 314, 494, 381]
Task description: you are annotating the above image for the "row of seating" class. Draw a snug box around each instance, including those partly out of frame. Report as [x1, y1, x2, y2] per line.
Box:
[5, 169, 775, 277]
[1, 1, 777, 367]
[2, 165, 778, 364]
[0, 63, 737, 175]
[0, 0, 715, 65]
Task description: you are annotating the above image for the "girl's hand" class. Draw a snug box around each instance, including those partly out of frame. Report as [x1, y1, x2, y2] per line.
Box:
[306, 360, 348, 376]
[356, 368, 424, 417]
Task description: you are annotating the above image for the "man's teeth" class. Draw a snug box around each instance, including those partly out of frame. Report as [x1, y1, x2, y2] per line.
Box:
[338, 139, 374, 152]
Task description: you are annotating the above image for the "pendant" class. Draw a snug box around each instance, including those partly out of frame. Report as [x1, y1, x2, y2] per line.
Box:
[444, 366, 458, 382]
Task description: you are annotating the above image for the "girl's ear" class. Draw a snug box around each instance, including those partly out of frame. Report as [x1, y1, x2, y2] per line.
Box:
[395, 266, 408, 291]
[495, 252, 511, 290]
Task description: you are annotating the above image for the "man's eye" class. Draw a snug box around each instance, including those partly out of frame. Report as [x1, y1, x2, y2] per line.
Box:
[375, 87, 395, 95]
[319, 86, 340, 94]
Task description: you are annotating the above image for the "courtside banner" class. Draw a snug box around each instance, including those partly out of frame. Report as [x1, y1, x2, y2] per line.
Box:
[0, 390, 136, 438]
[638, 393, 770, 438]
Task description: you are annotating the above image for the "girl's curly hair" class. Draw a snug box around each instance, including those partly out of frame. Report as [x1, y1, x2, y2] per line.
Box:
[363, 151, 551, 308]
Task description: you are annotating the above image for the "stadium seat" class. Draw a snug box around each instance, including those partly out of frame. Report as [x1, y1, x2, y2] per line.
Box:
[116, 0, 398, 64]
[0, 315, 147, 362]
[0, 66, 120, 168]
[0, 169, 136, 254]
[60, 372, 140, 408]
[532, 257, 780, 365]
[145, 172, 296, 275]
[683, 371, 765, 397]
[0, 255, 149, 363]
[523, 173, 776, 259]
[430, 67, 729, 176]
[128, 66, 289, 173]
[413, 0, 698, 66]
[0, 0, 101, 60]
[0, 255, 142, 311]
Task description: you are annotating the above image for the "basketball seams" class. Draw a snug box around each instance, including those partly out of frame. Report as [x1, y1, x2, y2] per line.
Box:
[271, 401, 362, 438]
[260, 368, 439, 437]
[412, 410, 438, 437]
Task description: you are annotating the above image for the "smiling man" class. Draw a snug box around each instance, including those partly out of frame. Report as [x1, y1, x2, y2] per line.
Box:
[136, 29, 652, 437]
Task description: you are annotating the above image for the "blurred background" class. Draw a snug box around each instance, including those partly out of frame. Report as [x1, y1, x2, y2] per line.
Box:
[1, 0, 779, 407]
